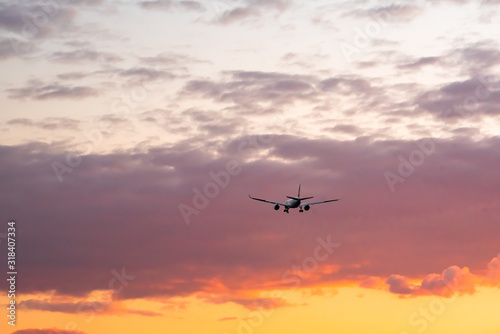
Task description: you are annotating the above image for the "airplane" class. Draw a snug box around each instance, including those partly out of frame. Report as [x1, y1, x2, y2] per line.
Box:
[249, 184, 339, 213]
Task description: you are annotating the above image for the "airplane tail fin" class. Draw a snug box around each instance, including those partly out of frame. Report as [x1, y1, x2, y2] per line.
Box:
[286, 184, 313, 201]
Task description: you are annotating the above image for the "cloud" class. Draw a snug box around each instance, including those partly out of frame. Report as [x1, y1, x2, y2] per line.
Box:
[0, 37, 32, 59]
[139, 0, 204, 12]
[415, 76, 500, 118]
[396, 41, 500, 75]
[139, 52, 205, 66]
[139, 0, 174, 10]
[487, 253, 500, 284]
[373, 253, 500, 297]
[12, 329, 86, 334]
[20, 299, 109, 314]
[360, 276, 386, 290]
[420, 266, 476, 296]
[344, 4, 424, 22]
[215, 0, 288, 25]
[324, 124, 362, 136]
[7, 117, 81, 131]
[57, 72, 89, 80]
[386, 275, 414, 295]
[398, 56, 441, 70]
[178, 70, 395, 123]
[385, 266, 477, 297]
[120, 67, 175, 80]
[456, 43, 500, 74]
[7, 80, 99, 100]
[19, 299, 162, 317]
[182, 71, 318, 108]
[179, 1, 204, 11]
[2, 135, 500, 304]
[0, 2, 78, 40]
[318, 77, 372, 95]
[207, 296, 292, 310]
[51, 49, 122, 63]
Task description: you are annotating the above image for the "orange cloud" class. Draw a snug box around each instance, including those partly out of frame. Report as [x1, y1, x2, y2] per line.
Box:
[367, 254, 500, 297]
[419, 266, 476, 296]
[360, 276, 387, 290]
[486, 253, 500, 285]
[384, 266, 477, 297]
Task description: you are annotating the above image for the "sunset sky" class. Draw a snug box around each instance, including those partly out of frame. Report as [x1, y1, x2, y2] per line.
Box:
[1, 0, 500, 333]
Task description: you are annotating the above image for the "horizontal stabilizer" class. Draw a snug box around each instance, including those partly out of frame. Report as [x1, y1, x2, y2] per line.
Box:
[287, 196, 314, 201]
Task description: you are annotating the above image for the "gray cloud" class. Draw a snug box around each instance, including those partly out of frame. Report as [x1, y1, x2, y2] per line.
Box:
[0, 37, 29, 59]
[182, 71, 318, 108]
[0, 2, 78, 40]
[386, 275, 414, 294]
[7, 81, 99, 100]
[57, 72, 89, 80]
[139, 0, 174, 10]
[19, 299, 162, 316]
[324, 124, 362, 135]
[416, 76, 500, 118]
[457, 43, 500, 74]
[51, 49, 122, 63]
[215, 0, 288, 25]
[344, 3, 424, 22]
[139, 0, 204, 11]
[7, 117, 81, 131]
[1, 135, 500, 303]
[319, 77, 371, 95]
[385, 266, 476, 296]
[396, 41, 500, 75]
[397, 56, 441, 70]
[120, 67, 175, 80]
[179, 1, 204, 11]
[20, 299, 108, 314]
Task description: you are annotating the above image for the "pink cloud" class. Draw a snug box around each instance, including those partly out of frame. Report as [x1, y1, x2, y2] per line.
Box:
[370, 255, 500, 297]
[486, 253, 500, 285]
[360, 276, 386, 290]
[2, 135, 500, 304]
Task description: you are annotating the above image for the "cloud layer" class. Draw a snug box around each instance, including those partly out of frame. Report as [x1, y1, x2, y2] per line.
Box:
[1, 134, 500, 308]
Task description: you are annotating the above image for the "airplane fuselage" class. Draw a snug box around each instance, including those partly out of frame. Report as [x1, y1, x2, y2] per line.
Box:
[285, 198, 300, 208]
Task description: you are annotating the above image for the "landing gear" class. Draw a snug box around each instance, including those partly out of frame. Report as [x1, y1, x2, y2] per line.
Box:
[284, 207, 289, 213]
[299, 209, 303, 212]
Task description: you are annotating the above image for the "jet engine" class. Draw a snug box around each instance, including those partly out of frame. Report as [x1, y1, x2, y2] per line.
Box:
[303, 205, 310, 211]
[274, 204, 280, 210]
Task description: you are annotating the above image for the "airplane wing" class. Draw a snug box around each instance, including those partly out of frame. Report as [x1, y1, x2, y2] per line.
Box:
[300, 199, 340, 207]
[248, 195, 288, 206]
